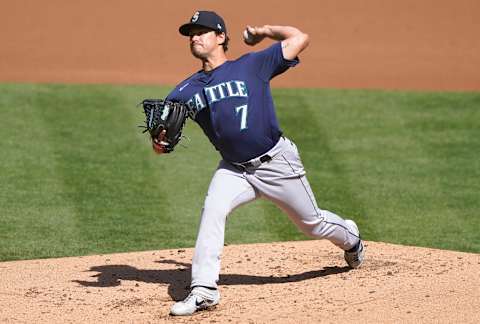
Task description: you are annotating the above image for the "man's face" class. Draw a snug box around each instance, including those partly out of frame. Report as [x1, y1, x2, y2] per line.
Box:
[188, 26, 224, 59]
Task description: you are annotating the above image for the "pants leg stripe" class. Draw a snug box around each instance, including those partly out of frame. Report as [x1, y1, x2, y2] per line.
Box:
[281, 154, 322, 219]
[281, 154, 360, 240]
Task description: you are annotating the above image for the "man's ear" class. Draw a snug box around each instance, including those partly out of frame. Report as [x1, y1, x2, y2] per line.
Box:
[217, 32, 226, 45]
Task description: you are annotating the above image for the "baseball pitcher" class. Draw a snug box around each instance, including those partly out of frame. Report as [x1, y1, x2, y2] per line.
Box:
[141, 10, 365, 316]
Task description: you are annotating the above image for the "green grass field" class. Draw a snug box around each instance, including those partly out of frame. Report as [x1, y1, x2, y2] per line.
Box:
[0, 83, 479, 261]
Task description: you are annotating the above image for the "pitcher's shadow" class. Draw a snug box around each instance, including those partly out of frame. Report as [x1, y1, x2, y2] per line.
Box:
[73, 259, 351, 301]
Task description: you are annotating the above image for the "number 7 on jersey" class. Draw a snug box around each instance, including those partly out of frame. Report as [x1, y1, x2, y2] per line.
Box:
[235, 104, 248, 130]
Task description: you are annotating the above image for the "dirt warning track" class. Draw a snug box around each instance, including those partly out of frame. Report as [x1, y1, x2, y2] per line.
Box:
[1, 0, 479, 90]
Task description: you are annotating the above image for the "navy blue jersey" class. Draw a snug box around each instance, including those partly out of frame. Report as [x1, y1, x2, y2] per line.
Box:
[167, 42, 299, 163]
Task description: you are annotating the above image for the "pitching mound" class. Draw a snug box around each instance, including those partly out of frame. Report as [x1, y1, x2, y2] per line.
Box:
[1, 240, 478, 323]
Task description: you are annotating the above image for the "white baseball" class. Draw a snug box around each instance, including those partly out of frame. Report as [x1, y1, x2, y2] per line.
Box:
[243, 29, 254, 44]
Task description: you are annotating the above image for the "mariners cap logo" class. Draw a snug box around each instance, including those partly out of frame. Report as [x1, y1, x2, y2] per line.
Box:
[179, 10, 227, 37]
[191, 11, 199, 23]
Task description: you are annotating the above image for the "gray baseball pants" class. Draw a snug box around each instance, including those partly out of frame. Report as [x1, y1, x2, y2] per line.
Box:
[191, 137, 360, 289]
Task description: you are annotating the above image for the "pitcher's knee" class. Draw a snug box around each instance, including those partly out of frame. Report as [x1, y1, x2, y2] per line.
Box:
[202, 201, 231, 221]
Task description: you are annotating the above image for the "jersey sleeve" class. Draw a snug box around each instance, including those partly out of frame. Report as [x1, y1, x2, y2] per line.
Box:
[250, 42, 300, 81]
[165, 80, 197, 120]
[165, 90, 174, 102]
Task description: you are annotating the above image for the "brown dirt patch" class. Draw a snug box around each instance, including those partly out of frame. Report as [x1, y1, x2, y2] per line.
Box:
[1, 0, 479, 90]
[1, 240, 479, 323]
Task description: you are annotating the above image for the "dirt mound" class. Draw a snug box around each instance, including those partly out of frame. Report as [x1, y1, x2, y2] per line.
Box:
[1, 240, 478, 323]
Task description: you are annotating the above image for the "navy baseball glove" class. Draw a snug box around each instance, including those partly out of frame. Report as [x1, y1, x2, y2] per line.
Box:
[139, 99, 189, 153]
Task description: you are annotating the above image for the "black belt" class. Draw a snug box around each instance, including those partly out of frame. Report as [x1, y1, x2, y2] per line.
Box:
[231, 154, 272, 170]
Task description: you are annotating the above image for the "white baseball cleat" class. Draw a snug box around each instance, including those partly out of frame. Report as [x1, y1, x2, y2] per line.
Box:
[170, 286, 220, 316]
[344, 219, 365, 269]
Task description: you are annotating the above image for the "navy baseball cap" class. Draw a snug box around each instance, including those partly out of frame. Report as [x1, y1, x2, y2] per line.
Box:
[179, 11, 227, 36]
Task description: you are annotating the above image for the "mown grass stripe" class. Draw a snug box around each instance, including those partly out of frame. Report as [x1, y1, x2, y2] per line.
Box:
[0, 84, 479, 260]
[0, 84, 81, 259]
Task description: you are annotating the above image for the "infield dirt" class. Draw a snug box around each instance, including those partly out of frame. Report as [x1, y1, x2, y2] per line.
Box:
[1, 1, 479, 323]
